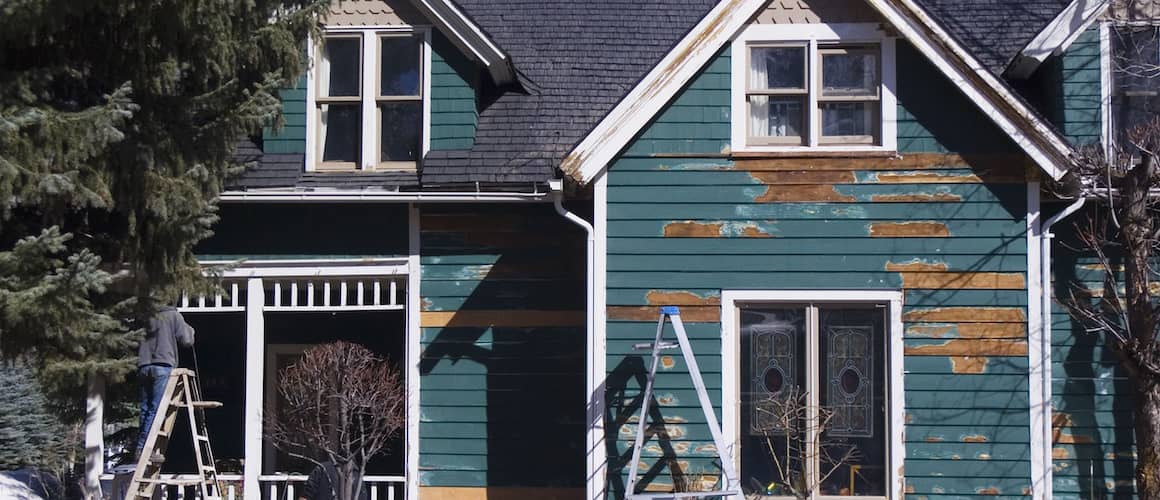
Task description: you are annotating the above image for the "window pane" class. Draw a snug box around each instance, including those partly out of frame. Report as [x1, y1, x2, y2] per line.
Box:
[380, 102, 422, 162]
[821, 102, 875, 138]
[822, 51, 878, 96]
[740, 307, 807, 497]
[1112, 26, 1160, 148]
[749, 96, 804, 141]
[817, 308, 886, 496]
[321, 37, 361, 97]
[750, 46, 806, 90]
[320, 104, 361, 164]
[381, 36, 421, 96]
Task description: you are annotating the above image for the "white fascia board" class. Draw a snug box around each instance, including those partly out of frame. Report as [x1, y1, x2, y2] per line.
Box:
[1007, 0, 1109, 79]
[561, 0, 769, 184]
[408, 0, 515, 83]
[864, 0, 1073, 181]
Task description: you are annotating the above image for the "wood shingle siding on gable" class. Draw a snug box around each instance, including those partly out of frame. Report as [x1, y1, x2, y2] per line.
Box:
[603, 40, 1035, 497]
[1048, 209, 1137, 498]
[417, 204, 586, 492]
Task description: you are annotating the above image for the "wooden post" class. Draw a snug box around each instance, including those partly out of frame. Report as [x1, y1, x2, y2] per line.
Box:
[243, 278, 265, 497]
[83, 374, 105, 499]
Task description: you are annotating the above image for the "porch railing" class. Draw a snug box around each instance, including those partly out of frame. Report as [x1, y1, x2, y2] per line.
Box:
[100, 473, 405, 499]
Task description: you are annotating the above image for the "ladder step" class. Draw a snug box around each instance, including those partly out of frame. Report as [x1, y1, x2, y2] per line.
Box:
[195, 434, 210, 441]
[137, 478, 205, 485]
[633, 341, 679, 350]
[173, 401, 223, 409]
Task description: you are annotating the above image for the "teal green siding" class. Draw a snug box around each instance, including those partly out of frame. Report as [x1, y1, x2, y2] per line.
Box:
[419, 205, 585, 489]
[430, 31, 479, 150]
[1049, 208, 1136, 498]
[1036, 28, 1103, 145]
[261, 31, 479, 155]
[604, 41, 1033, 498]
[263, 75, 308, 154]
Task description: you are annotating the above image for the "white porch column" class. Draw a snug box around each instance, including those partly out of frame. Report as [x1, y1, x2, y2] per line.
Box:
[243, 278, 265, 496]
[82, 374, 105, 499]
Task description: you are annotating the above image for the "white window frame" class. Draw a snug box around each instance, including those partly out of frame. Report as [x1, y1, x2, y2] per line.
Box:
[731, 24, 897, 154]
[720, 290, 905, 500]
[305, 26, 432, 172]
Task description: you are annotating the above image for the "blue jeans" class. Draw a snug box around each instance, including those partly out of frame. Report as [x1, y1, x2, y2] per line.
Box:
[137, 364, 173, 453]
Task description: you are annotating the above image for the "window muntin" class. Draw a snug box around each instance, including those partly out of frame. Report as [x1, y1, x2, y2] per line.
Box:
[746, 43, 881, 147]
[739, 303, 887, 498]
[314, 31, 423, 171]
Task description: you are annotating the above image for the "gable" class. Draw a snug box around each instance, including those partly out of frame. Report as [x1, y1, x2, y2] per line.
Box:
[325, 0, 424, 26]
[561, 0, 1076, 184]
[755, 0, 881, 24]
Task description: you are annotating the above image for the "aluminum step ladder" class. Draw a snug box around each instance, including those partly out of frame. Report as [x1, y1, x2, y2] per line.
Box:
[126, 368, 224, 499]
[626, 306, 740, 499]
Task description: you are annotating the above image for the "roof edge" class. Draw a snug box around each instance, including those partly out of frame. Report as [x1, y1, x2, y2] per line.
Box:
[1006, 0, 1109, 79]
[561, 0, 1076, 185]
[408, 0, 516, 83]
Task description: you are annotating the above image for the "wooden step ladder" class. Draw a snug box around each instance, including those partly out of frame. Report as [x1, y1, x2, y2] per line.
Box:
[126, 368, 224, 499]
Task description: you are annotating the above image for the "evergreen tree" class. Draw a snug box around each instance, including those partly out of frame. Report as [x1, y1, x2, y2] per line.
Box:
[0, 362, 68, 470]
[0, 1, 326, 401]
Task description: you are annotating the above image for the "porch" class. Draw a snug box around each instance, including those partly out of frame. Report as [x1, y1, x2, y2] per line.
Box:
[88, 258, 420, 499]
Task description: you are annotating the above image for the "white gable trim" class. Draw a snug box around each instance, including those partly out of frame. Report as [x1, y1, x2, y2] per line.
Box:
[559, 0, 765, 183]
[562, 0, 1074, 185]
[408, 0, 515, 83]
[1007, 0, 1109, 79]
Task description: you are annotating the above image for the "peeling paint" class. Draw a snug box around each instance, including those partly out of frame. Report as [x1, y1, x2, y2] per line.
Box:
[645, 290, 722, 306]
[899, 272, 1026, 290]
[870, 192, 964, 202]
[905, 339, 1028, 357]
[874, 171, 986, 184]
[949, 356, 988, 374]
[661, 356, 676, 369]
[924, 436, 944, 442]
[756, 184, 856, 202]
[906, 322, 1025, 339]
[744, 170, 857, 185]
[1052, 413, 1095, 444]
[885, 260, 949, 272]
[662, 220, 778, 238]
[608, 306, 720, 322]
[869, 221, 950, 237]
[903, 307, 1026, 322]
[1053, 447, 1071, 459]
[962, 434, 988, 443]
[976, 487, 1001, 495]
[977, 453, 991, 460]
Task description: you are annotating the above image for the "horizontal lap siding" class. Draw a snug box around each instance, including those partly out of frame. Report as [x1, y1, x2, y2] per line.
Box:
[430, 31, 478, 150]
[419, 205, 586, 489]
[603, 42, 1032, 498]
[1049, 208, 1136, 498]
[1056, 28, 1103, 146]
[264, 75, 308, 153]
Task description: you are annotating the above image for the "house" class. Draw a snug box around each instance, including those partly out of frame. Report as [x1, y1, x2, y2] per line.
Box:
[81, 0, 1155, 498]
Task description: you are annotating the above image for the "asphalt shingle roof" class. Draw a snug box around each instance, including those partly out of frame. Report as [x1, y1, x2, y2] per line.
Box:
[914, 0, 1071, 75]
[229, 0, 1074, 190]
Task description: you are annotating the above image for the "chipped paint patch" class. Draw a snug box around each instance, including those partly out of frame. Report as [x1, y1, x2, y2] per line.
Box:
[1053, 447, 1071, 459]
[905, 322, 1025, 339]
[645, 290, 721, 306]
[885, 260, 949, 272]
[873, 171, 986, 184]
[421, 297, 434, 311]
[608, 306, 720, 322]
[903, 307, 1026, 322]
[869, 221, 950, 237]
[976, 487, 1001, 495]
[1052, 413, 1095, 444]
[420, 310, 584, 328]
[662, 220, 778, 238]
[949, 356, 988, 374]
[731, 153, 972, 171]
[756, 184, 857, 202]
[924, 436, 944, 443]
[620, 424, 688, 439]
[661, 356, 676, 369]
[870, 192, 964, 202]
[962, 435, 988, 443]
[745, 170, 857, 185]
[905, 339, 1028, 357]
[977, 453, 991, 460]
[899, 272, 1026, 290]
[663, 221, 723, 237]
[656, 394, 679, 406]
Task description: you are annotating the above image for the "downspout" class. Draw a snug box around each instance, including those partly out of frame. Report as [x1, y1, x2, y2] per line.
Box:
[1039, 197, 1086, 499]
[549, 179, 597, 500]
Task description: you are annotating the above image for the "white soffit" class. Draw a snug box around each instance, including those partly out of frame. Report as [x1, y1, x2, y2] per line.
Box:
[1007, 0, 1110, 79]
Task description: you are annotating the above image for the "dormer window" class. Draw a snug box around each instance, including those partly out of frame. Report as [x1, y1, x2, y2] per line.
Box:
[311, 29, 427, 171]
[732, 24, 896, 153]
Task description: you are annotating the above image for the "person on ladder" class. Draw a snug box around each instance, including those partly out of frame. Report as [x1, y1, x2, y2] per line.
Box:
[136, 305, 195, 463]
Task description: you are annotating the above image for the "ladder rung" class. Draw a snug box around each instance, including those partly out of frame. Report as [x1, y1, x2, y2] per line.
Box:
[195, 434, 210, 441]
[633, 341, 678, 350]
[137, 478, 205, 485]
[174, 401, 223, 409]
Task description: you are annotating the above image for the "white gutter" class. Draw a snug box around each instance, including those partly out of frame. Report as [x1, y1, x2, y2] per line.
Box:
[218, 190, 551, 203]
[549, 180, 597, 500]
[1039, 196, 1087, 499]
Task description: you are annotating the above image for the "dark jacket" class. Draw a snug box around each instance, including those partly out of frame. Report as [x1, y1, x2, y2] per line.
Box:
[138, 306, 194, 367]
